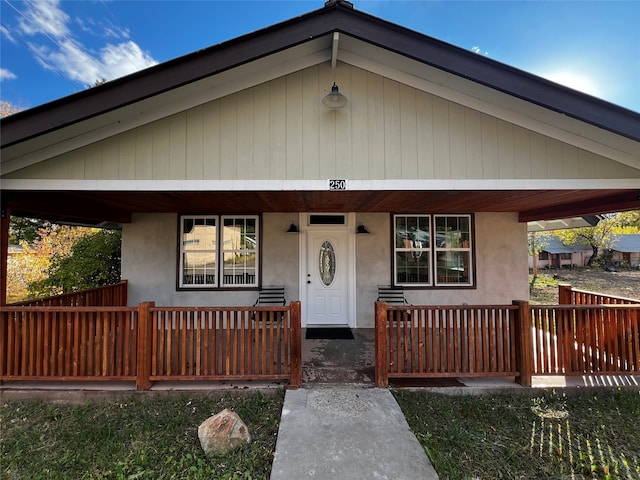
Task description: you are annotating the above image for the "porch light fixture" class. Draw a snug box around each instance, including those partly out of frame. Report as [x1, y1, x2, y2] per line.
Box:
[322, 83, 348, 108]
[286, 222, 299, 233]
[356, 224, 369, 234]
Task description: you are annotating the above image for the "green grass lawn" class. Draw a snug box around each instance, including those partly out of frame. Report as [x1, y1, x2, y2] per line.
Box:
[1, 389, 284, 480]
[3, 387, 640, 479]
[394, 389, 640, 480]
[4, 387, 639, 479]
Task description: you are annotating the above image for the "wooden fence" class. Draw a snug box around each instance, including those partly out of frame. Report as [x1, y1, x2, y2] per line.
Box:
[375, 285, 640, 387]
[0, 301, 302, 389]
[374, 301, 531, 387]
[559, 284, 640, 305]
[531, 285, 640, 376]
[3, 282, 638, 389]
[9, 280, 128, 307]
[141, 303, 302, 388]
[0, 307, 138, 382]
[530, 304, 640, 376]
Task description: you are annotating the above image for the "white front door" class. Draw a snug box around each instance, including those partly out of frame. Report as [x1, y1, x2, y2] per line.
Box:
[305, 229, 350, 326]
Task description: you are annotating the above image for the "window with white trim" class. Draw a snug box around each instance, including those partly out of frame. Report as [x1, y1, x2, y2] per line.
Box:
[394, 214, 473, 287]
[179, 215, 258, 288]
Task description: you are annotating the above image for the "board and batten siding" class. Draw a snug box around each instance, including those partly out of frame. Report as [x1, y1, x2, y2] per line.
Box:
[8, 64, 638, 182]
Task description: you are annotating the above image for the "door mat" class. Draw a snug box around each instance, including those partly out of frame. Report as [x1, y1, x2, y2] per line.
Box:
[305, 327, 354, 340]
[389, 378, 465, 388]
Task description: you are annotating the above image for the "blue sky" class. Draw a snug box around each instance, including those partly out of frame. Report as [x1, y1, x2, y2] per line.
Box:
[1, 0, 639, 113]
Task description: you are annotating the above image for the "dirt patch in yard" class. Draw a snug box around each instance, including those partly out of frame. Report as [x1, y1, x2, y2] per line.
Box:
[530, 268, 640, 304]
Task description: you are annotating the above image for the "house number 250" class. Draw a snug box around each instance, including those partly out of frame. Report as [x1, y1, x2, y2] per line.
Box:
[329, 179, 347, 190]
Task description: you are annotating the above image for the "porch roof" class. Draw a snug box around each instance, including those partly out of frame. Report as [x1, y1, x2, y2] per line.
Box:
[3, 187, 637, 226]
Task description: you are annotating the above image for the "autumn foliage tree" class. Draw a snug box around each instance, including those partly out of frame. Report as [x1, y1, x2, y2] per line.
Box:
[29, 229, 121, 296]
[0, 99, 22, 117]
[7, 224, 91, 302]
[556, 211, 639, 267]
[7, 222, 121, 302]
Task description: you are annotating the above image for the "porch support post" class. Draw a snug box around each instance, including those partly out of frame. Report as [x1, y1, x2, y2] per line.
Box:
[558, 284, 573, 305]
[374, 301, 389, 387]
[0, 204, 10, 306]
[289, 301, 302, 388]
[136, 301, 155, 390]
[513, 300, 532, 387]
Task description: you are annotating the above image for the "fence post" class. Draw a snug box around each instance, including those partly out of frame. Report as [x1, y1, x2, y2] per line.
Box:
[0, 205, 10, 307]
[120, 280, 129, 307]
[558, 284, 572, 305]
[136, 301, 154, 391]
[631, 307, 640, 371]
[513, 300, 532, 387]
[288, 301, 302, 388]
[375, 301, 389, 387]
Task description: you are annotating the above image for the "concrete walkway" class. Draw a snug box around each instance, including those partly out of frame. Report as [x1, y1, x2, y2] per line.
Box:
[270, 387, 438, 480]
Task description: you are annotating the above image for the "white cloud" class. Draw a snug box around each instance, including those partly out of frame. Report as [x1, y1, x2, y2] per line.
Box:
[1, 24, 16, 43]
[100, 42, 156, 78]
[13, 0, 156, 86]
[30, 38, 157, 86]
[18, 0, 69, 38]
[0, 68, 18, 81]
[76, 16, 130, 40]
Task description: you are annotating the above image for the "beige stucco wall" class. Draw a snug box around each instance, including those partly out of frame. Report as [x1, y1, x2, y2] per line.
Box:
[122, 212, 299, 306]
[8, 64, 639, 183]
[353, 212, 528, 327]
[123, 211, 528, 327]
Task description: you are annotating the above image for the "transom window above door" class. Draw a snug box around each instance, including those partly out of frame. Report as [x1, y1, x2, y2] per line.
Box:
[179, 215, 259, 289]
[394, 214, 474, 288]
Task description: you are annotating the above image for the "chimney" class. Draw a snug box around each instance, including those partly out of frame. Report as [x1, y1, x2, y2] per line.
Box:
[324, 0, 354, 9]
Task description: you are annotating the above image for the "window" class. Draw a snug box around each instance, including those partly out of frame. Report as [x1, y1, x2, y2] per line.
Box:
[179, 215, 258, 288]
[394, 214, 473, 287]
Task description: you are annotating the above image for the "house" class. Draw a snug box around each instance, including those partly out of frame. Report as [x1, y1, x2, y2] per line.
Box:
[1, 1, 639, 332]
[610, 234, 640, 268]
[529, 237, 592, 270]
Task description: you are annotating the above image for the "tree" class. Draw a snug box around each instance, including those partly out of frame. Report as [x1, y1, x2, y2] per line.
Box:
[528, 232, 550, 289]
[611, 210, 640, 234]
[0, 99, 23, 117]
[7, 224, 92, 302]
[556, 214, 620, 267]
[29, 229, 121, 296]
[6, 245, 47, 303]
[9, 217, 50, 245]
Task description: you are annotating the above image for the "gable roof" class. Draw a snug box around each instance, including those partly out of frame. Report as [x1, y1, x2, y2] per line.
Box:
[2, 2, 639, 155]
[543, 237, 591, 255]
[1, 1, 639, 226]
[611, 234, 640, 253]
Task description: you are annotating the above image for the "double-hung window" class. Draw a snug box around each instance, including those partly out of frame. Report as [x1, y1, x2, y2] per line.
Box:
[179, 215, 258, 288]
[394, 214, 473, 287]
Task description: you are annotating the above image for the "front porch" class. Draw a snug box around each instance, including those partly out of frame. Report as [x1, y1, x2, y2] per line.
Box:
[1, 282, 639, 390]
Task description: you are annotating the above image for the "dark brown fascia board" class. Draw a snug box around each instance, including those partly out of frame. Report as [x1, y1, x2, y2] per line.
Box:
[519, 190, 640, 223]
[2, 2, 639, 149]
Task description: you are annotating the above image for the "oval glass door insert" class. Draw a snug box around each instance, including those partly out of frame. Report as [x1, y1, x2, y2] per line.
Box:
[319, 240, 336, 286]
